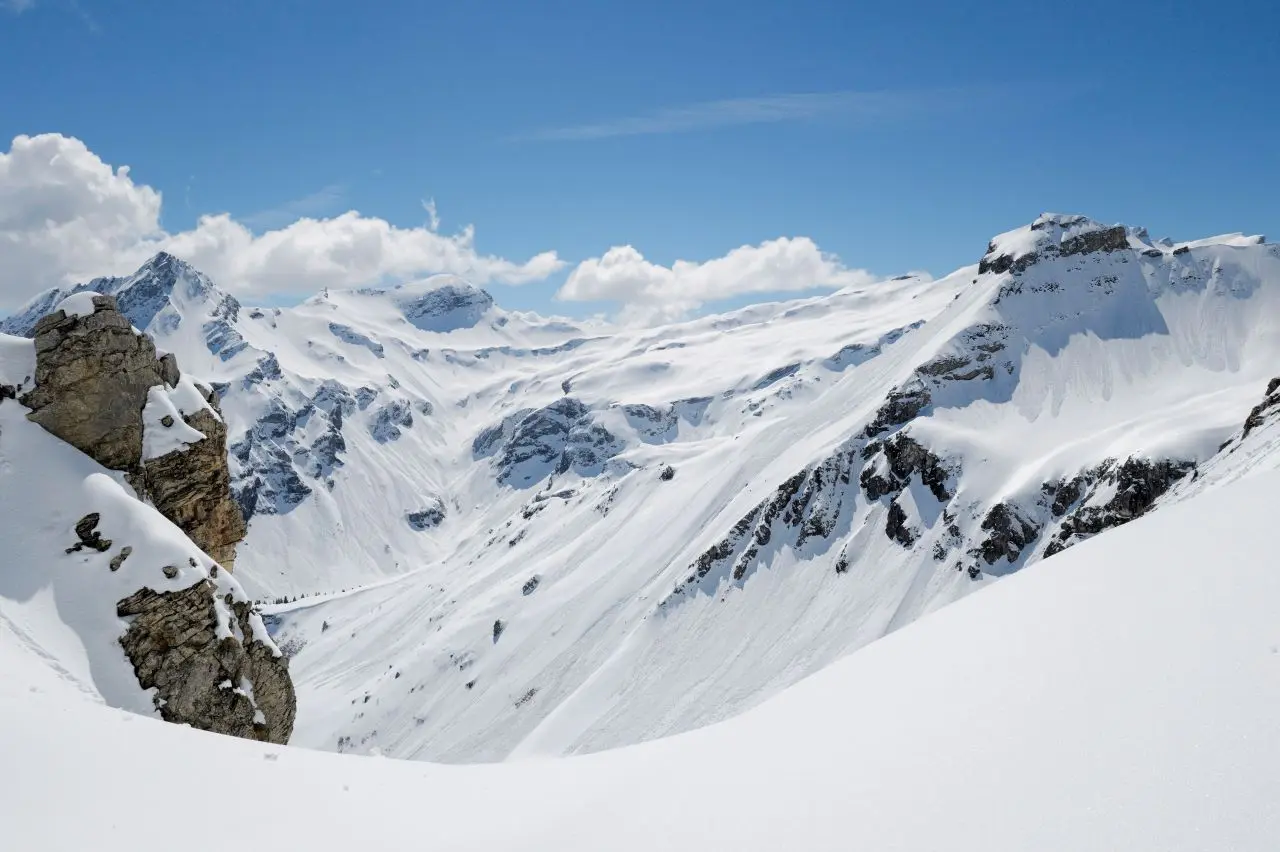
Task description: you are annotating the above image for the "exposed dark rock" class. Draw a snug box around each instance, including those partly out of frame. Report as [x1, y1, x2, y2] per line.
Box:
[67, 512, 112, 554]
[885, 499, 918, 547]
[492, 619, 505, 643]
[974, 503, 1041, 566]
[406, 499, 447, 531]
[522, 576, 541, 596]
[243, 353, 281, 386]
[863, 384, 931, 438]
[478, 398, 624, 486]
[137, 401, 247, 571]
[1044, 457, 1194, 557]
[1241, 377, 1280, 439]
[659, 464, 676, 481]
[860, 434, 954, 504]
[328, 323, 385, 358]
[116, 580, 295, 744]
[371, 400, 414, 442]
[109, 546, 133, 572]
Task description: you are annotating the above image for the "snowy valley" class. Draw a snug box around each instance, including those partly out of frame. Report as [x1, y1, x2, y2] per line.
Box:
[4, 212, 1280, 849]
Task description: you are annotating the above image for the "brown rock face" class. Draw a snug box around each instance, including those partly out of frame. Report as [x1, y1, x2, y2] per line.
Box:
[117, 580, 297, 744]
[21, 295, 165, 470]
[138, 402, 247, 571]
[20, 294, 246, 571]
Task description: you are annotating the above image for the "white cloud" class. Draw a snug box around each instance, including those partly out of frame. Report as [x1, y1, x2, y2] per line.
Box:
[557, 238, 883, 324]
[0, 133, 564, 307]
[422, 198, 441, 232]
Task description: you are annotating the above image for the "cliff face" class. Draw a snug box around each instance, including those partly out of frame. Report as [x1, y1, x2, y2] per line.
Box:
[20, 294, 247, 571]
[12, 293, 292, 743]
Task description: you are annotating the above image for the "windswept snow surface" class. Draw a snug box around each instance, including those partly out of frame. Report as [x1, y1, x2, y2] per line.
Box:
[6, 214, 1280, 764]
[4, 469, 1280, 851]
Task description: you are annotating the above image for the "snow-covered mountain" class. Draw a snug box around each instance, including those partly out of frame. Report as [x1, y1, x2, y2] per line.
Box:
[5, 464, 1280, 851]
[4, 212, 1280, 766]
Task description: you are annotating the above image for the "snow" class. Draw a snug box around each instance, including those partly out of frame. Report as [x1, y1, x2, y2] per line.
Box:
[0, 402, 275, 716]
[3, 468, 1280, 851]
[0, 332, 35, 388]
[53, 290, 101, 319]
[141, 384, 208, 459]
[7, 220, 1280, 767]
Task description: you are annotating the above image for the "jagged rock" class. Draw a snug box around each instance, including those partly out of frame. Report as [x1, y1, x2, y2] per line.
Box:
[659, 464, 676, 481]
[477, 398, 625, 486]
[522, 576, 541, 596]
[396, 280, 495, 332]
[975, 503, 1041, 566]
[138, 401, 247, 571]
[885, 499, 918, 547]
[1241, 377, 1280, 439]
[406, 499, 447, 531]
[21, 294, 246, 570]
[371, 400, 414, 442]
[66, 512, 112, 554]
[1044, 457, 1194, 556]
[21, 295, 166, 470]
[621, 403, 678, 443]
[863, 384, 931, 438]
[116, 580, 296, 744]
[109, 546, 132, 572]
[242, 353, 281, 386]
[860, 434, 953, 504]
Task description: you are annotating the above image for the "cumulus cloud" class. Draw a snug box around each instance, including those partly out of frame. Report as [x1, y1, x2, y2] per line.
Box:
[557, 238, 882, 324]
[0, 133, 564, 307]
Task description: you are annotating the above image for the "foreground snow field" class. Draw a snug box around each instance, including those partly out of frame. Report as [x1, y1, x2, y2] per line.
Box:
[4, 467, 1278, 851]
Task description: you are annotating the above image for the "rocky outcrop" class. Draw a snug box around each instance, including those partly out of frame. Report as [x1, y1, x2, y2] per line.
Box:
[117, 579, 296, 744]
[13, 293, 293, 744]
[1240, 377, 1280, 439]
[139, 398, 246, 570]
[474, 397, 626, 487]
[1043, 457, 1194, 557]
[20, 294, 247, 571]
[21, 295, 168, 470]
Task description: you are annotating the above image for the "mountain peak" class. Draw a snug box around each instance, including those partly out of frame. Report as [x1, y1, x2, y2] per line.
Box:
[979, 213, 1131, 275]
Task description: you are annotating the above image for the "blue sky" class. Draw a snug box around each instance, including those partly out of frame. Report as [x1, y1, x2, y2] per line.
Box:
[1, 0, 1277, 319]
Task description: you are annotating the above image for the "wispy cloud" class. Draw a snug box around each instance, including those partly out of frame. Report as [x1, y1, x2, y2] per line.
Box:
[3, 0, 100, 31]
[242, 184, 347, 231]
[518, 88, 978, 142]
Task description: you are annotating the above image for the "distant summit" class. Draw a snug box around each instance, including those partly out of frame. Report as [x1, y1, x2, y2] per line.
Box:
[1, 251, 226, 337]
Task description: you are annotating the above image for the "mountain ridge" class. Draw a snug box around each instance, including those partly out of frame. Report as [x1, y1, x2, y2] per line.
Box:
[4, 212, 1279, 762]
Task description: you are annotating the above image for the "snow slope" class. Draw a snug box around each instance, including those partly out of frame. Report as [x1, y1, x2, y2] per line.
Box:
[4, 466, 1279, 851]
[0, 383, 279, 720]
[5, 212, 1280, 764]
